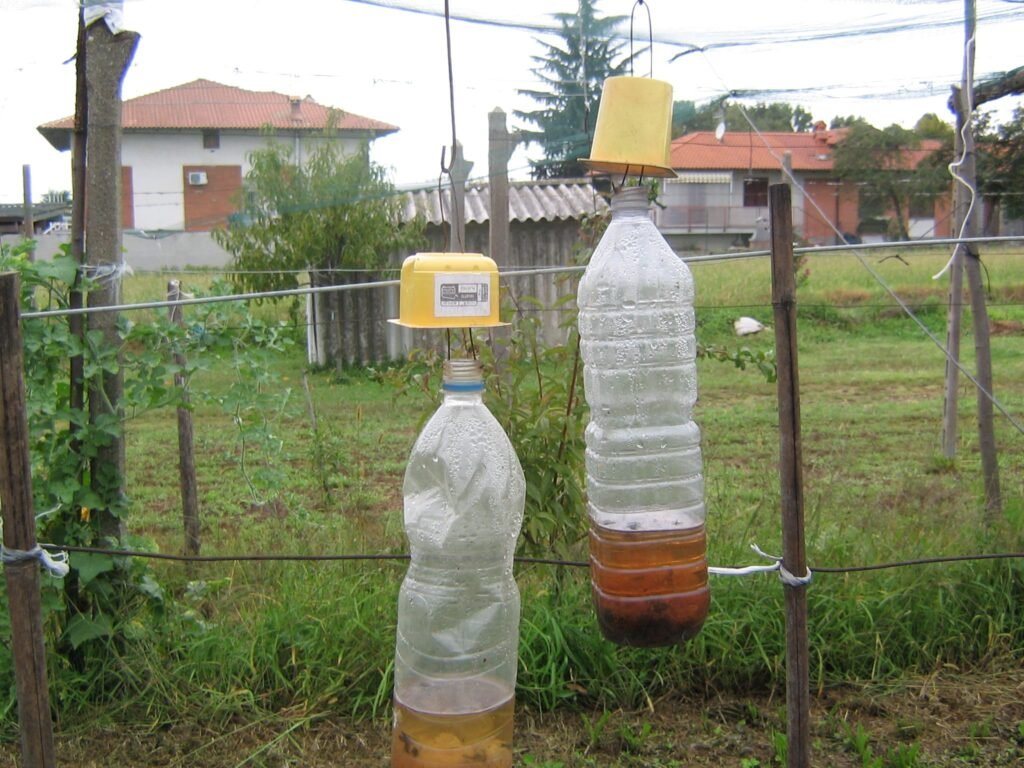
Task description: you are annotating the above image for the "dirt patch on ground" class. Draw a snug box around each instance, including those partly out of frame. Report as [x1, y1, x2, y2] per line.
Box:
[2, 667, 1021, 767]
[990, 319, 1023, 336]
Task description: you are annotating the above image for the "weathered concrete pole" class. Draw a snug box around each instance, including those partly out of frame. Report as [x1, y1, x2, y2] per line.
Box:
[84, 18, 139, 543]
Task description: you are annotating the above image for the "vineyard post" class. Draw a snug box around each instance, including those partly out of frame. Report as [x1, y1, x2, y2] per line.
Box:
[769, 183, 811, 768]
[0, 272, 58, 768]
[168, 281, 201, 562]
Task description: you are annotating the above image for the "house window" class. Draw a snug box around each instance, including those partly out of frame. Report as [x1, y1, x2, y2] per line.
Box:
[909, 192, 935, 219]
[202, 130, 220, 150]
[743, 177, 769, 208]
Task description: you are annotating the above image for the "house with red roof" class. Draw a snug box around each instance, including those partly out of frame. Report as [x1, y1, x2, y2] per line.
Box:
[38, 79, 397, 233]
[658, 122, 951, 251]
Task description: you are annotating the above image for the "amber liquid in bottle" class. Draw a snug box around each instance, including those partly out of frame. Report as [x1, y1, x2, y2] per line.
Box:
[589, 524, 709, 647]
[391, 680, 514, 768]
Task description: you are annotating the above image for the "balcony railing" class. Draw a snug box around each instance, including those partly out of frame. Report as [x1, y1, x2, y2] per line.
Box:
[655, 204, 764, 232]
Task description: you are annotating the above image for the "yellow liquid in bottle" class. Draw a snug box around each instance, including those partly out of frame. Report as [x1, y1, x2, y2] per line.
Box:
[391, 680, 513, 768]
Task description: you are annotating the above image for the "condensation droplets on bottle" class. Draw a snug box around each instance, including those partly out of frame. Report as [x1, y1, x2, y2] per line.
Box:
[577, 185, 710, 647]
[391, 358, 525, 768]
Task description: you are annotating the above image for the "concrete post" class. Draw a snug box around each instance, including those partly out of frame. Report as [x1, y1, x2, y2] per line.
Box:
[84, 20, 139, 543]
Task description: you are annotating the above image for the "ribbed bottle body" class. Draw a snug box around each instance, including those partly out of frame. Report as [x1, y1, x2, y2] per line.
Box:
[577, 186, 709, 646]
[392, 361, 525, 767]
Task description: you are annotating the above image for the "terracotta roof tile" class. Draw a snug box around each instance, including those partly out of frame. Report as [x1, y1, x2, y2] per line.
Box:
[39, 79, 397, 150]
[670, 127, 849, 172]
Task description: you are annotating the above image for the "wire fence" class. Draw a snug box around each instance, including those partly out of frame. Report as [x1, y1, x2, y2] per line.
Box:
[18, 234, 1024, 437]
[3, 227, 1023, 768]
[39, 543, 1024, 575]
[10, 232, 1024, 573]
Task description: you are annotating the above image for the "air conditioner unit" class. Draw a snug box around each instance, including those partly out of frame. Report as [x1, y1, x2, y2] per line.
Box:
[187, 171, 208, 186]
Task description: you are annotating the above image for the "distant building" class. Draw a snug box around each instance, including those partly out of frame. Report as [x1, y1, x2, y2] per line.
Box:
[0, 202, 71, 236]
[660, 122, 951, 251]
[38, 79, 396, 233]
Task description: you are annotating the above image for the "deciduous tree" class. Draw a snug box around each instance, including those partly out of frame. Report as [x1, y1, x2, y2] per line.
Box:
[976, 106, 1024, 220]
[214, 136, 421, 296]
[833, 123, 947, 240]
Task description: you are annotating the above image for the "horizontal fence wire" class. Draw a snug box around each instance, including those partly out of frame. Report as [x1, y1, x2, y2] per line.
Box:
[42, 543, 1024, 574]
[19, 235, 1024, 321]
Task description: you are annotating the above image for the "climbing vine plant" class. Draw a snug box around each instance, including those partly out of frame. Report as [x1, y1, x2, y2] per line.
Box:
[0, 240, 292, 659]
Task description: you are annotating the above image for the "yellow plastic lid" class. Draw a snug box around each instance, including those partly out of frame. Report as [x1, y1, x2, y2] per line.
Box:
[388, 252, 507, 329]
[581, 76, 677, 179]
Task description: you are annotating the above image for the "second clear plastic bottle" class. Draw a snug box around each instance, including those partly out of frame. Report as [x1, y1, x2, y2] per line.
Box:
[577, 186, 710, 647]
[391, 359, 525, 768]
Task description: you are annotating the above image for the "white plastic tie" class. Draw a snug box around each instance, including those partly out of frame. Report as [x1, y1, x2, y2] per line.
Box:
[709, 543, 812, 587]
[80, 262, 134, 284]
[82, 1, 125, 33]
[1, 544, 70, 578]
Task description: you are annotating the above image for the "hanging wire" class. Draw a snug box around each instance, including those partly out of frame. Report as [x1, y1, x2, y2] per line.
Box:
[933, 29, 979, 281]
[580, 2, 590, 135]
[439, 0, 464, 252]
[629, 0, 653, 78]
[443, 0, 458, 170]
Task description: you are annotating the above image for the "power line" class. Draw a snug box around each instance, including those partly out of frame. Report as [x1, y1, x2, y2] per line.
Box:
[340, 0, 1023, 55]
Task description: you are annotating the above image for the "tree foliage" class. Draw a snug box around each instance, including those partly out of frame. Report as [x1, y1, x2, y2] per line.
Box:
[976, 106, 1024, 220]
[832, 122, 949, 240]
[672, 100, 814, 136]
[914, 112, 955, 141]
[514, 0, 631, 179]
[212, 133, 422, 296]
[830, 115, 873, 129]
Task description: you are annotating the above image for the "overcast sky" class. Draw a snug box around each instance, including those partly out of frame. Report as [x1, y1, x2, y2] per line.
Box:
[2, 0, 1023, 203]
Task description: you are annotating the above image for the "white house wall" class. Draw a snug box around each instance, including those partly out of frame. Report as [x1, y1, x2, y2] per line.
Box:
[656, 171, 808, 239]
[122, 132, 362, 231]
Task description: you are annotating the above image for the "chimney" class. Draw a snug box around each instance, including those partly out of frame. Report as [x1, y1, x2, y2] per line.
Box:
[289, 97, 302, 121]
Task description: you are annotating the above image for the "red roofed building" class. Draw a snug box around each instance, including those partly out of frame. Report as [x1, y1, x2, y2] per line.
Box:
[38, 79, 397, 232]
[658, 122, 951, 250]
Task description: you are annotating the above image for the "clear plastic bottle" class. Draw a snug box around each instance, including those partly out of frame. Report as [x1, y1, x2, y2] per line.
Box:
[391, 358, 525, 768]
[577, 185, 710, 647]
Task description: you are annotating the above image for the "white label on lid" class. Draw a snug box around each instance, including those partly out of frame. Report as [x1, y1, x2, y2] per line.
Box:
[434, 273, 490, 317]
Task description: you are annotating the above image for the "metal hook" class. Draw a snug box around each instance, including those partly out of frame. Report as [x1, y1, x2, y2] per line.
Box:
[629, 0, 654, 78]
[437, 167, 449, 253]
[443, 0, 458, 177]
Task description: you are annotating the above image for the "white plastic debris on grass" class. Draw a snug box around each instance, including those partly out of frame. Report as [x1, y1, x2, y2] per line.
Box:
[734, 316, 767, 336]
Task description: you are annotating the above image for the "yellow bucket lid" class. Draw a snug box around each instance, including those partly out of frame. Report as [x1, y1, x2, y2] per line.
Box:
[582, 76, 677, 179]
[388, 252, 507, 329]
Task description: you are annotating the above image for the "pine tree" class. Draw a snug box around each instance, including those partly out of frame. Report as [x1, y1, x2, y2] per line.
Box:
[514, 0, 631, 179]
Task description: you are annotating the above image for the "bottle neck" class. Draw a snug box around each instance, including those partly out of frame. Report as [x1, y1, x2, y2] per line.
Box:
[441, 358, 484, 400]
[610, 186, 651, 220]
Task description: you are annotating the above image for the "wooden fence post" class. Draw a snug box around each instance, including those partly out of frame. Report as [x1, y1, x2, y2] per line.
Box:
[168, 281, 201, 562]
[0, 272, 59, 768]
[768, 184, 811, 768]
